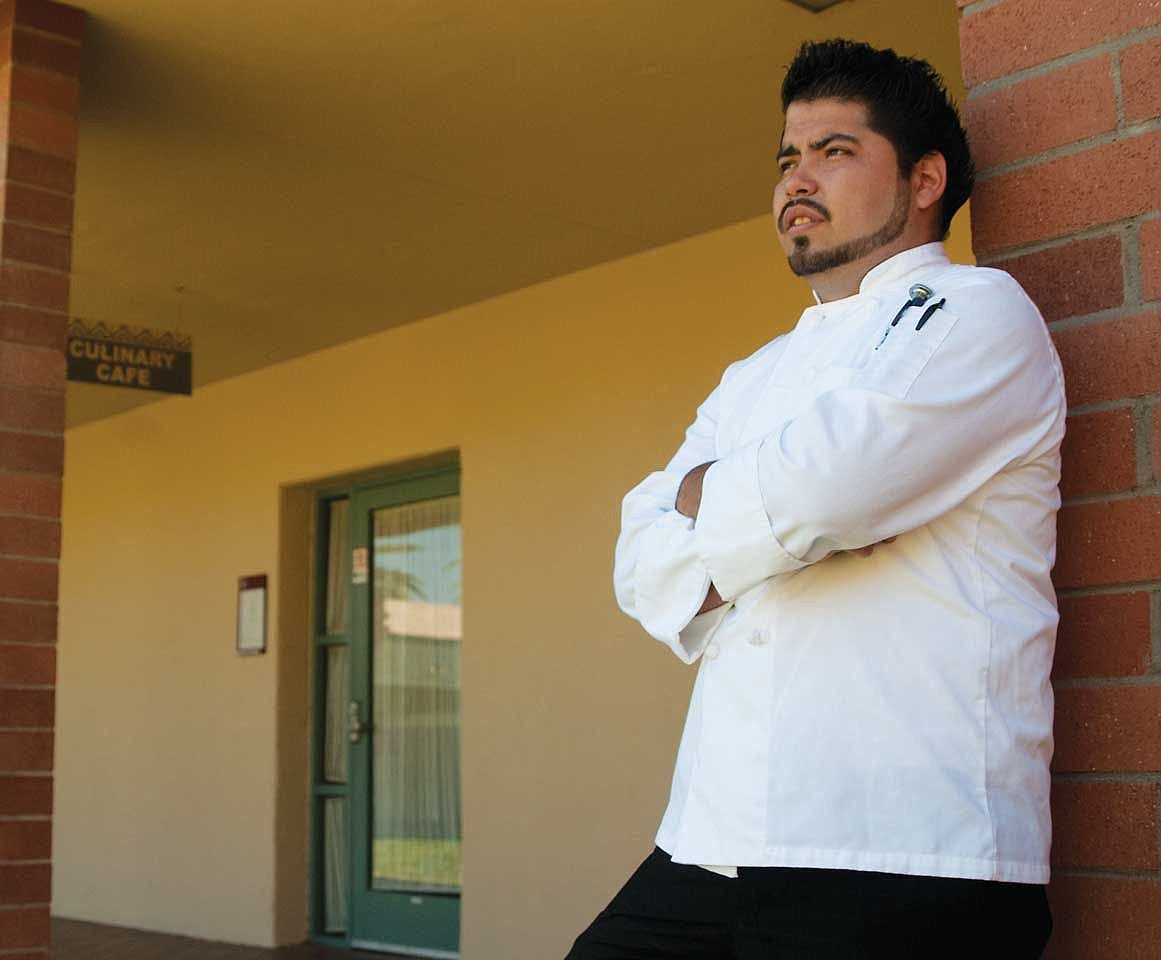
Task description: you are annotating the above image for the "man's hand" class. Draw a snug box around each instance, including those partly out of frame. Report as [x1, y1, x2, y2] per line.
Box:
[828, 537, 897, 560]
[697, 583, 726, 615]
[676, 461, 716, 519]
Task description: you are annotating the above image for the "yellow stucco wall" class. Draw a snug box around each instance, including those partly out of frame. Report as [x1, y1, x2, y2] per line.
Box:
[53, 213, 973, 956]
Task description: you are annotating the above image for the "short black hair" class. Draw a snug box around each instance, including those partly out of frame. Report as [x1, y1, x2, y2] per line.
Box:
[781, 39, 974, 238]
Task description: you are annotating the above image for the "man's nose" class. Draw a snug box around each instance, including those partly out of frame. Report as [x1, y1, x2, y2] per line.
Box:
[782, 164, 817, 196]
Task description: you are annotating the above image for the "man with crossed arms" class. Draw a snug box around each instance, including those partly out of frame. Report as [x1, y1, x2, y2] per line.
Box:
[568, 39, 1065, 959]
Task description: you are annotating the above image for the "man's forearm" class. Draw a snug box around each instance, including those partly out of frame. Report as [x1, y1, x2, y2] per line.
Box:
[676, 461, 727, 614]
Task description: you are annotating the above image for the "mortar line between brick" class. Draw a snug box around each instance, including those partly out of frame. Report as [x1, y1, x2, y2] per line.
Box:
[0, 427, 64, 443]
[1056, 675, 1161, 689]
[1125, 220, 1145, 308]
[12, 23, 83, 49]
[1136, 400, 1157, 488]
[1111, 43, 1127, 129]
[1062, 483, 1161, 506]
[958, 0, 1007, 18]
[1070, 393, 1161, 416]
[1057, 580, 1161, 598]
[0, 512, 61, 525]
[1054, 866, 1161, 880]
[965, 25, 1161, 98]
[1053, 771, 1161, 784]
[1047, 301, 1160, 335]
[976, 116, 1161, 183]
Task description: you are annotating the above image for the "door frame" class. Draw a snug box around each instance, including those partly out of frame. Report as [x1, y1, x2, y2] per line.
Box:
[308, 464, 462, 955]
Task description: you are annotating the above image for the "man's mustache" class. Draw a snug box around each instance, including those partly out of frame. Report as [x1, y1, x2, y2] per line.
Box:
[779, 199, 831, 232]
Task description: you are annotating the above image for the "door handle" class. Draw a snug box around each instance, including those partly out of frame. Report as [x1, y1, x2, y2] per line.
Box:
[348, 699, 370, 744]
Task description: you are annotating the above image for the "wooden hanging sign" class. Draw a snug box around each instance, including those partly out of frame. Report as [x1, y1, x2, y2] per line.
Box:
[67, 320, 193, 394]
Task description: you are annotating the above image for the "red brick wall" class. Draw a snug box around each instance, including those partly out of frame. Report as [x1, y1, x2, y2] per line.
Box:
[959, 1, 1161, 956]
[0, 1, 81, 956]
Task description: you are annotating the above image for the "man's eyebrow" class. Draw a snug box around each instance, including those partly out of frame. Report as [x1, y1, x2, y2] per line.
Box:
[776, 132, 861, 161]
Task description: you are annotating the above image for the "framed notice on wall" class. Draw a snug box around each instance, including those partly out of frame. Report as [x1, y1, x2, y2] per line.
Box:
[237, 574, 267, 655]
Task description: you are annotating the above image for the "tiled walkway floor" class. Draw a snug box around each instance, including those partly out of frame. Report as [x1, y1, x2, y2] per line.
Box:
[52, 919, 412, 960]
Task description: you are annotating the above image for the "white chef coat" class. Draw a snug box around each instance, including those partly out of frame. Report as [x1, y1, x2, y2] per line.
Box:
[614, 243, 1066, 884]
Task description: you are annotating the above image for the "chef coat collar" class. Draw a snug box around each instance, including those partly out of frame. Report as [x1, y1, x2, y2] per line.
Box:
[809, 242, 951, 307]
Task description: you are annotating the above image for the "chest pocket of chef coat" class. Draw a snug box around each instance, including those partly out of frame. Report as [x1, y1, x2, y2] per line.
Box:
[810, 299, 961, 401]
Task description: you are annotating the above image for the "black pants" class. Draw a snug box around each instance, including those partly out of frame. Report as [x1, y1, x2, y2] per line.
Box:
[566, 848, 1052, 959]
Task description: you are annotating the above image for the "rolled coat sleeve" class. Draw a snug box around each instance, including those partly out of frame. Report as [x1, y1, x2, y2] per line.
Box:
[694, 272, 1067, 600]
[614, 374, 733, 663]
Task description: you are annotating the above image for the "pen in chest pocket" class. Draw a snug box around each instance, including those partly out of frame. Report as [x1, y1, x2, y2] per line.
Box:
[875, 283, 946, 350]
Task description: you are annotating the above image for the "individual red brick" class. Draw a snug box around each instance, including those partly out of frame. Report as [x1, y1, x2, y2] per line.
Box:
[0, 775, 51, 814]
[972, 130, 1161, 256]
[0, 905, 49, 949]
[965, 56, 1117, 170]
[7, 102, 77, 159]
[0, 644, 55, 684]
[1059, 408, 1136, 498]
[1046, 875, 1161, 960]
[1052, 311, 1161, 406]
[0, 0, 86, 42]
[1, 64, 80, 116]
[0, 386, 64, 433]
[0, 601, 56, 645]
[0, 515, 60, 558]
[1054, 684, 1161, 771]
[1054, 592, 1152, 680]
[1051, 779, 1159, 869]
[5, 144, 74, 195]
[2, 222, 71, 271]
[0, 429, 62, 473]
[0, 952, 50, 960]
[0, 689, 54, 727]
[1154, 401, 1161, 479]
[0, 474, 60, 517]
[0, 820, 50, 860]
[0, 262, 69, 311]
[1056, 496, 1161, 587]
[0, 340, 63, 388]
[1142, 217, 1161, 303]
[7, 28, 81, 76]
[994, 234, 1122, 323]
[0, 557, 57, 601]
[1121, 36, 1161, 124]
[0, 730, 52, 770]
[0, 303, 65, 349]
[1, 181, 74, 234]
[0, 863, 49, 903]
[960, 0, 1161, 87]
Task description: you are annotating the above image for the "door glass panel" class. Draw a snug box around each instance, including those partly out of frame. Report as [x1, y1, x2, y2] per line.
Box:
[325, 499, 351, 635]
[323, 644, 349, 784]
[323, 797, 349, 933]
[371, 495, 462, 892]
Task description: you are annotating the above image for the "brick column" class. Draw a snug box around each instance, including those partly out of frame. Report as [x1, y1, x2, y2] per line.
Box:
[0, 1, 82, 957]
[958, 1, 1161, 957]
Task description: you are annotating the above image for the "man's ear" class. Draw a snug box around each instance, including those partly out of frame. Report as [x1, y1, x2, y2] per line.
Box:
[911, 151, 948, 214]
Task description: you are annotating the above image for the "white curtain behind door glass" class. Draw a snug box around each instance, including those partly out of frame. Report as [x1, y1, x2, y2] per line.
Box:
[371, 495, 462, 891]
[325, 498, 350, 635]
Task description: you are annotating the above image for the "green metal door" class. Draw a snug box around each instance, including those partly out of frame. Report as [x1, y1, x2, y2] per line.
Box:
[314, 469, 462, 956]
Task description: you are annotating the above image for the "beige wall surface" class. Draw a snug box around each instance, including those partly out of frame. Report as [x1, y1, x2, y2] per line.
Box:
[53, 213, 973, 954]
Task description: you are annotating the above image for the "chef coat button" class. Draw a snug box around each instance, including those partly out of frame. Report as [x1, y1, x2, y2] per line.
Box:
[748, 630, 768, 647]
[704, 642, 720, 660]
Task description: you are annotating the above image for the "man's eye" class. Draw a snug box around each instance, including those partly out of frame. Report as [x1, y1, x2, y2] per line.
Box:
[778, 161, 796, 176]
[826, 147, 849, 158]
